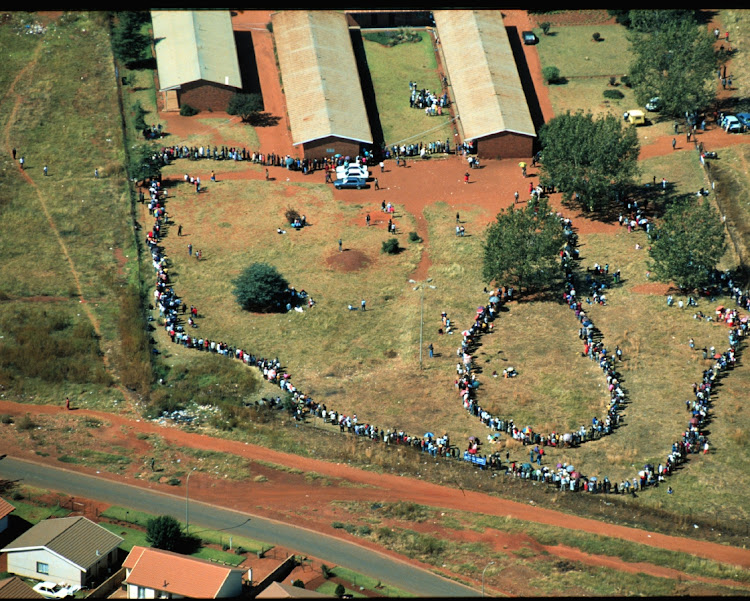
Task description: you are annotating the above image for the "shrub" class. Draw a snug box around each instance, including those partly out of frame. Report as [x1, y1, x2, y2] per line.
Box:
[0, 414, 13, 424]
[540, 22, 551, 35]
[335, 583, 346, 598]
[408, 231, 421, 243]
[179, 104, 199, 117]
[16, 413, 36, 431]
[603, 89, 624, 99]
[321, 564, 332, 579]
[132, 100, 147, 131]
[621, 75, 631, 87]
[609, 76, 617, 86]
[381, 238, 401, 254]
[284, 207, 301, 223]
[291, 579, 305, 589]
[232, 263, 290, 313]
[592, 32, 601, 41]
[542, 66, 561, 84]
[146, 515, 184, 551]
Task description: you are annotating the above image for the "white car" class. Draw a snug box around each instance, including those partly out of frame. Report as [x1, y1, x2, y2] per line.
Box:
[335, 163, 369, 180]
[723, 115, 742, 133]
[33, 581, 81, 599]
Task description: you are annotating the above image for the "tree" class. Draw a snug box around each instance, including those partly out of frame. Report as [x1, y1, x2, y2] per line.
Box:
[111, 11, 150, 65]
[146, 515, 184, 552]
[334, 583, 346, 598]
[542, 66, 561, 84]
[648, 197, 727, 291]
[227, 93, 264, 123]
[538, 111, 640, 213]
[627, 9, 696, 33]
[232, 263, 290, 313]
[482, 198, 566, 296]
[628, 18, 718, 118]
[127, 143, 162, 183]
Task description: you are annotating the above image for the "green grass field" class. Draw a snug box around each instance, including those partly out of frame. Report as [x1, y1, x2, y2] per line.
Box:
[362, 31, 455, 149]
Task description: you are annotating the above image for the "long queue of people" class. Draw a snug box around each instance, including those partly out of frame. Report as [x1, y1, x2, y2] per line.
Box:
[145, 159, 745, 496]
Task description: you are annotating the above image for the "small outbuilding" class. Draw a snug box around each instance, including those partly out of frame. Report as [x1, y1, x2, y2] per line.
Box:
[151, 10, 243, 112]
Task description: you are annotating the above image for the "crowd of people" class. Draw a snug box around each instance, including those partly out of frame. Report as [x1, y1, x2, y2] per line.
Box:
[408, 80, 450, 116]
[144, 153, 746, 496]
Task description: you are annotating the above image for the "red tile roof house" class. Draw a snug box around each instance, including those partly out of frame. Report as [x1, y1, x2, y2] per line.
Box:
[122, 546, 248, 599]
[0, 516, 123, 589]
[0, 497, 14, 534]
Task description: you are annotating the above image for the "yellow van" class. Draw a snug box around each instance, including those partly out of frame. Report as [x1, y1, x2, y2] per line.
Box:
[626, 110, 646, 126]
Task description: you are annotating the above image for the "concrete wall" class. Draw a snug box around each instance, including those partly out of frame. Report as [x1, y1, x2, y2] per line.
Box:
[6, 548, 82, 586]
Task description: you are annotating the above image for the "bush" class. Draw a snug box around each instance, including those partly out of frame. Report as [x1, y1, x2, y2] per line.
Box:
[321, 564, 332, 579]
[133, 100, 147, 131]
[179, 104, 199, 117]
[0, 414, 13, 424]
[609, 76, 617, 86]
[621, 75, 631, 87]
[291, 579, 305, 589]
[335, 583, 346, 598]
[232, 263, 290, 313]
[381, 238, 401, 255]
[592, 32, 601, 41]
[408, 231, 421, 243]
[284, 207, 301, 223]
[16, 414, 36, 431]
[542, 66, 561, 84]
[540, 22, 551, 35]
[146, 515, 184, 551]
[603, 89, 624, 99]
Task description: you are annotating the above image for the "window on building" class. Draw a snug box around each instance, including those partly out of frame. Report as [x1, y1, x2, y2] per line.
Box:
[137, 586, 146, 599]
[36, 561, 49, 575]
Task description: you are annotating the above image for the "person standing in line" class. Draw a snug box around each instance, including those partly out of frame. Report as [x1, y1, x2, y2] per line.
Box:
[188, 243, 193, 257]
[428, 343, 434, 358]
[456, 212, 460, 223]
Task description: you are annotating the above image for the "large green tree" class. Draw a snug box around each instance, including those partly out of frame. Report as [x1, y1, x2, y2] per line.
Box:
[538, 111, 640, 213]
[232, 263, 290, 313]
[111, 11, 150, 65]
[628, 18, 718, 118]
[146, 515, 184, 552]
[482, 198, 565, 296]
[648, 197, 727, 291]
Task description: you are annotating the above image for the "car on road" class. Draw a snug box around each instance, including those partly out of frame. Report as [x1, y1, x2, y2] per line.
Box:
[333, 177, 367, 190]
[33, 582, 81, 599]
[522, 31, 538, 45]
[736, 112, 750, 128]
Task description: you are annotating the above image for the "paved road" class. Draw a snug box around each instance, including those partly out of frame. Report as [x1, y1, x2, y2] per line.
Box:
[0, 456, 479, 597]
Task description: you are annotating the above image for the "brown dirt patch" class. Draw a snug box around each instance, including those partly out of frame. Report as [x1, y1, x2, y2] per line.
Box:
[325, 249, 372, 272]
[631, 282, 675, 295]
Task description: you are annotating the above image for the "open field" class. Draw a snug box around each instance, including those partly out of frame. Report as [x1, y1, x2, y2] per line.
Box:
[2, 8, 750, 596]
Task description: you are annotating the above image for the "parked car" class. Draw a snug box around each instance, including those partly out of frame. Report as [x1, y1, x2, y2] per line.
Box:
[522, 31, 538, 45]
[335, 163, 369, 180]
[723, 115, 743, 133]
[333, 177, 367, 190]
[645, 96, 661, 112]
[33, 582, 81, 599]
[736, 112, 750, 128]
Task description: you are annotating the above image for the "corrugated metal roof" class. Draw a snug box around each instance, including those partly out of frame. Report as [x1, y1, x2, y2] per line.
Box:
[0, 576, 44, 599]
[124, 546, 245, 599]
[0, 497, 14, 521]
[151, 10, 242, 90]
[272, 11, 373, 146]
[1, 516, 122, 571]
[433, 10, 536, 141]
